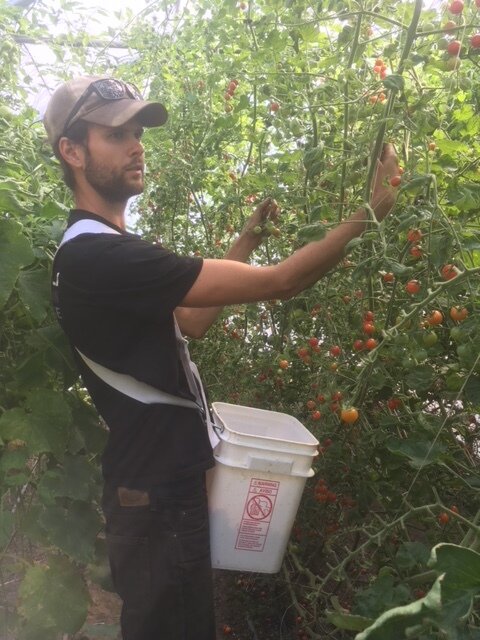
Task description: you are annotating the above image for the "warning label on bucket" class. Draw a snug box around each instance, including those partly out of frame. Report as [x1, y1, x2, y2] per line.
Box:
[235, 478, 280, 552]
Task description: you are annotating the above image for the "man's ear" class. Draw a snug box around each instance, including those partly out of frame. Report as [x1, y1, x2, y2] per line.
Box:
[58, 137, 85, 169]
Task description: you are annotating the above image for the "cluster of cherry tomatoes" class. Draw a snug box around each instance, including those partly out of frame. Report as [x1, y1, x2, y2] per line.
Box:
[224, 78, 239, 113]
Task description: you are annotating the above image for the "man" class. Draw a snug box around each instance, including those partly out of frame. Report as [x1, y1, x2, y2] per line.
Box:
[44, 76, 399, 640]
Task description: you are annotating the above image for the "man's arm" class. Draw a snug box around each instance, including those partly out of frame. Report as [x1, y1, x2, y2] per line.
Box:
[178, 144, 399, 312]
[175, 197, 280, 338]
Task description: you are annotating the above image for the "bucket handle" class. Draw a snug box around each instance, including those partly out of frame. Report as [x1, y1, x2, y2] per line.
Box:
[212, 413, 225, 434]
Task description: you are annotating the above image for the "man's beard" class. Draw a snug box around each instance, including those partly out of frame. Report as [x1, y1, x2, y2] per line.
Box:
[84, 149, 144, 203]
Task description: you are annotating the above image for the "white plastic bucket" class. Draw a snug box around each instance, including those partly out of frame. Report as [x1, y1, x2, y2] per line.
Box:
[207, 402, 319, 573]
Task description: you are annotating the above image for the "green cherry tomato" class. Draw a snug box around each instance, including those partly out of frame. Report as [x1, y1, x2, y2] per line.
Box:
[445, 372, 463, 391]
[450, 326, 467, 343]
[423, 331, 438, 348]
[414, 348, 428, 362]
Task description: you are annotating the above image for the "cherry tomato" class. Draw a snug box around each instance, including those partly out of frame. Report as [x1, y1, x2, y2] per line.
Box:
[447, 40, 461, 55]
[364, 310, 374, 321]
[407, 228, 422, 243]
[471, 34, 480, 49]
[330, 345, 342, 357]
[438, 512, 450, 525]
[409, 245, 422, 259]
[405, 280, 421, 295]
[278, 359, 289, 369]
[383, 272, 395, 283]
[390, 175, 402, 187]
[353, 339, 364, 351]
[427, 310, 443, 326]
[365, 338, 378, 350]
[363, 321, 376, 335]
[311, 410, 322, 421]
[423, 331, 438, 347]
[269, 101, 280, 112]
[448, 0, 464, 14]
[443, 20, 457, 33]
[340, 407, 359, 424]
[306, 400, 316, 410]
[441, 264, 458, 280]
[387, 397, 401, 411]
[445, 56, 461, 70]
[450, 306, 468, 322]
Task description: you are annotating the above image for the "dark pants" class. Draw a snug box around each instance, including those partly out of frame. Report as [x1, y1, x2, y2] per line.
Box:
[102, 473, 215, 640]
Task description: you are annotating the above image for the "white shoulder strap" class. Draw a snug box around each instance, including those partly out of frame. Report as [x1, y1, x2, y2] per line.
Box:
[59, 219, 121, 247]
[76, 349, 199, 409]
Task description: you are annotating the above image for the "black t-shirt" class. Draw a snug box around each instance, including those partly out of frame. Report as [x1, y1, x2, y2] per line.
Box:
[52, 210, 215, 487]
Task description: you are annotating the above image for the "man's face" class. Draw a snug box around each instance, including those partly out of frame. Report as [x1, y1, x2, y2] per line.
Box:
[82, 121, 145, 203]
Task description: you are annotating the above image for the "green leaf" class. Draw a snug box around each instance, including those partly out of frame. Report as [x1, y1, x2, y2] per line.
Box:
[384, 259, 414, 277]
[0, 509, 14, 547]
[386, 439, 445, 469]
[428, 544, 480, 594]
[264, 29, 288, 51]
[0, 409, 33, 445]
[436, 139, 471, 156]
[0, 391, 72, 458]
[0, 183, 26, 214]
[395, 542, 430, 571]
[297, 223, 327, 244]
[0, 447, 29, 486]
[327, 610, 373, 632]
[448, 186, 480, 211]
[79, 623, 120, 639]
[355, 578, 443, 640]
[17, 267, 51, 323]
[353, 575, 411, 619]
[37, 455, 99, 504]
[38, 501, 101, 564]
[0, 219, 35, 308]
[18, 556, 89, 636]
[39, 200, 70, 220]
[405, 365, 435, 392]
[298, 23, 318, 43]
[464, 376, 480, 405]
[382, 75, 404, 92]
[303, 146, 324, 176]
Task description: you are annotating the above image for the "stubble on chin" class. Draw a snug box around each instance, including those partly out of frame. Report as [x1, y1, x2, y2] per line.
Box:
[84, 159, 144, 204]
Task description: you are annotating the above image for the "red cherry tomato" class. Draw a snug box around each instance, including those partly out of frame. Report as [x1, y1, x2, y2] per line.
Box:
[405, 280, 421, 295]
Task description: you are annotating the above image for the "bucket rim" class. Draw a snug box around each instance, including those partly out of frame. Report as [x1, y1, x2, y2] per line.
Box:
[212, 401, 319, 448]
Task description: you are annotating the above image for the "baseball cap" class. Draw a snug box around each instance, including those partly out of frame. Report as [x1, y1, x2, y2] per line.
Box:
[43, 76, 168, 147]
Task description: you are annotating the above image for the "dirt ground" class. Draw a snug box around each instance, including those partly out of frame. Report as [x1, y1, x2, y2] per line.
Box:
[81, 568, 293, 640]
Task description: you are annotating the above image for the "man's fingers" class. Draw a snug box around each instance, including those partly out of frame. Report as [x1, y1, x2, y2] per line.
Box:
[380, 142, 397, 161]
[259, 197, 279, 219]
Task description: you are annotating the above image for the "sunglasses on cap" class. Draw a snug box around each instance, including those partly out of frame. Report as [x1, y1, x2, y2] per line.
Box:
[62, 78, 143, 137]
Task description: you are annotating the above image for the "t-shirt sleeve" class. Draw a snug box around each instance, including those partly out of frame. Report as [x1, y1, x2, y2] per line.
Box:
[63, 234, 203, 320]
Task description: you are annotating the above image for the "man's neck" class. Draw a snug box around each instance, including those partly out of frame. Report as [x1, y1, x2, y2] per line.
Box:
[74, 192, 127, 230]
